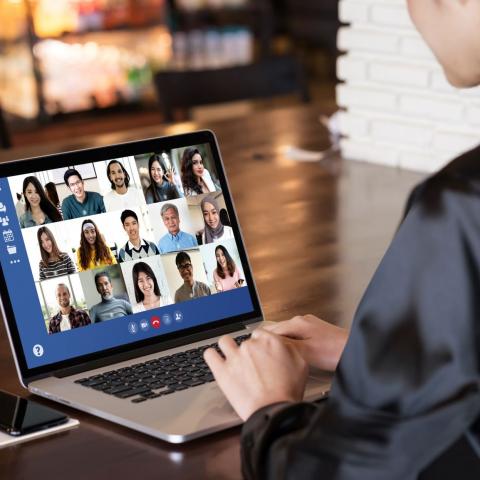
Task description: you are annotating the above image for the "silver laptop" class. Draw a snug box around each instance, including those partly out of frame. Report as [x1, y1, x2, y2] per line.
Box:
[0, 130, 330, 443]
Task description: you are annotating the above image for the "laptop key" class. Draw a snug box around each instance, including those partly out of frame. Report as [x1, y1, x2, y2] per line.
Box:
[131, 397, 147, 403]
[115, 387, 152, 399]
[104, 384, 132, 395]
[74, 378, 91, 384]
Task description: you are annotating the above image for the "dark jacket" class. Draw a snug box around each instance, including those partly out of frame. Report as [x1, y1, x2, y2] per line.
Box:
[241, 145, 480, 479]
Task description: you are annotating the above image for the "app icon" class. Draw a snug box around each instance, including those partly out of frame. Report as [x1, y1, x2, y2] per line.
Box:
[0, 203, 6, 213]
[33, 344, 44, 357]
[162, 314, 172, 326]
[0, 216, 9, 226]
[139, 319, 149, 331]
[7, 245, 16, 255]
[174, 310, 183, 323]
[3, 229, 14, 242]
[150, 316, 161, 329]
[128, 322, 138, 334]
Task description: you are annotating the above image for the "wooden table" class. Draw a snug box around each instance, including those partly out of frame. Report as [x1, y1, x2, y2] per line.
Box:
[0, 105, 423, 479]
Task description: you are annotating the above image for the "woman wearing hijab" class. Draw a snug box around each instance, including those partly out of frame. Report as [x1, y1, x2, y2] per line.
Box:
[201, 195, 234, 244]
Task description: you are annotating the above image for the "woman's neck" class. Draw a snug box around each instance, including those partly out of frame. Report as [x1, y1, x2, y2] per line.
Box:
[143, 294, 160, 306]
[30, 205, 42, 214]
[48, 252, 60, 262]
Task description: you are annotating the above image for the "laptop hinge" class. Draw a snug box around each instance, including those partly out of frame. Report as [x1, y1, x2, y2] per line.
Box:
[53, 321, 255, 379]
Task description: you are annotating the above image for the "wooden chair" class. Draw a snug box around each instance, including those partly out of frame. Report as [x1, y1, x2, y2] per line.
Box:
[0, 105, 11, 149]
[154, 55, 310, 122]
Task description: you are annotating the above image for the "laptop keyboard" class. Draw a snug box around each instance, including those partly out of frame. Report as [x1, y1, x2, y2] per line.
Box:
[74, 334, 251, 403]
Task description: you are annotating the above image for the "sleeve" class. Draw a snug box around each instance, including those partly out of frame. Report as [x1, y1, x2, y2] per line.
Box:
[125, 300, 133, 315]
[82, 311, 92, 326]
[151, 242, 160, 255]
[213, 269, 220, 288]
[108, 247, 117, 265]
[39, 262, 45, 280]
[191, 233, 199, 247]
[145, 190, 153, 204]
[76, 249, 84, 272]
[61, 199, 72, 220]
[98, 195, 106, 214]
[170, 184, 180, 199]
[241, 189, 480, 480]
[66, 255, 76, 274]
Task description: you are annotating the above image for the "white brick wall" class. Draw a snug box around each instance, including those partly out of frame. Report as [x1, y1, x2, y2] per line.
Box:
[336, 0, 480, 173]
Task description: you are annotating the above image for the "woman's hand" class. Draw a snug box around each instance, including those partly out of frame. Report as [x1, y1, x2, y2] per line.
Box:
[263, 315, 348, 372]
[204, 329, 308, 421]
[165, 166, 175, 185]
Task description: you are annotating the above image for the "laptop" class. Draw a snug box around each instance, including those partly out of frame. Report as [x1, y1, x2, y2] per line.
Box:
[0, 130, 330, 443]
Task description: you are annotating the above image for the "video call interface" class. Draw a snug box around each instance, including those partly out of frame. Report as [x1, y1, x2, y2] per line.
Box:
[1, 142, 254, 369]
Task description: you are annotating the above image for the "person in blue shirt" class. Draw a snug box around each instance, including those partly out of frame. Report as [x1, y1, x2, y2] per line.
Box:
[61, 168, 106, 220]
[157, 203, 197, 254]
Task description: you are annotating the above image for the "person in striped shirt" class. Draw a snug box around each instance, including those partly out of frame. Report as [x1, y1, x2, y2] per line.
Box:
[37, 226, 76, 280]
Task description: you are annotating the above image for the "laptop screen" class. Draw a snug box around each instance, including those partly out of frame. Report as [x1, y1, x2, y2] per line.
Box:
[0, 135, 258, 372]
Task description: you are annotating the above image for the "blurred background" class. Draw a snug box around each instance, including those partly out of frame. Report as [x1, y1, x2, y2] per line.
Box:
[0, 0, 339, 146]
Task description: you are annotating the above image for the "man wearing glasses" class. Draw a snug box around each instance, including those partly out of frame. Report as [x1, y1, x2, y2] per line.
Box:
[62, 168, 106, 220]
[174, 251, 211, 303]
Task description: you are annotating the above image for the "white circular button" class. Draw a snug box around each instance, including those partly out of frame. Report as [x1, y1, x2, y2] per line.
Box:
[33, 344, 44, 357]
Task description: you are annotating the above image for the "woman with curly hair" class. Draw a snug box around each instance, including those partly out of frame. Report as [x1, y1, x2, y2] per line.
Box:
[180, 147, 219, 197]
[76, 218, 117, 272]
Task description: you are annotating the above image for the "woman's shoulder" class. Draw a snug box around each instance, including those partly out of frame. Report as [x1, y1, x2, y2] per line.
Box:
[405, 144, 480, 219]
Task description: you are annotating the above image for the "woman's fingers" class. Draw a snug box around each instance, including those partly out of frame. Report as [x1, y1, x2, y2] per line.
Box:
[262, 316, 309, 339]
[218, 335, 239, 358]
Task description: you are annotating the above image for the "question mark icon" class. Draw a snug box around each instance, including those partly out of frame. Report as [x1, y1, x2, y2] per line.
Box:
[33, 344, 44, 357]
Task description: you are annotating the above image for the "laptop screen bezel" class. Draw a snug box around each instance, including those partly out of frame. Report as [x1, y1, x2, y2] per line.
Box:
[0, 130, 263, 381]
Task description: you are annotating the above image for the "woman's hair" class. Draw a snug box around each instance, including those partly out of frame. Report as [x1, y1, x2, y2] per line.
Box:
[180, 147, 203, 195]
[22, 176, 62, 222]
[37, 226, 63, 266]
[215, 245, 236, 279]
[146, 154, 167, 203]
[78, 219, 113, 271]
[44, 182, 60, 207]
[132, 261, 160, 303]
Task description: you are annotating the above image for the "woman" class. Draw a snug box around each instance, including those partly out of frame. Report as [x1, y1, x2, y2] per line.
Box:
[204, 2, 480, 479]
[37, 226, 76, 280]
[213, 245, 244, 292]
[131, 261, 172, 312]
[44, 182, 63, 218]
[76, 218, 116, 272]
[144, 154, 181, 204]
[19, 176, 62, 228]
[180, 147, 218, 197]
[201, 195, 234, 244]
